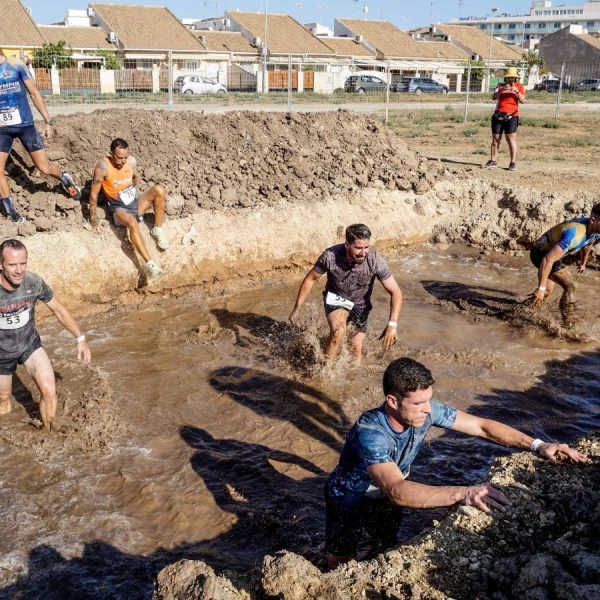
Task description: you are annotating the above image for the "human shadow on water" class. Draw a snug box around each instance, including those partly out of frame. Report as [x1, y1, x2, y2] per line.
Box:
[209, 365, 350, 452]
[211, 308, 323, 374]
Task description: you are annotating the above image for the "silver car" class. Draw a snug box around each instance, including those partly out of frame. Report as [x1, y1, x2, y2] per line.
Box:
[573, 79, 600, 92]
[174, 75, 227, 95]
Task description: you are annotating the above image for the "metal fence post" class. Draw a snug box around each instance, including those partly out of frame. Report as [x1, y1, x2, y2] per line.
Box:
[555, 62, 565, 120]
[385, 59, 391, 125]
[287, 53, 292, 113]
[463, 62, 472, 123]
[168, 50, 173, 110]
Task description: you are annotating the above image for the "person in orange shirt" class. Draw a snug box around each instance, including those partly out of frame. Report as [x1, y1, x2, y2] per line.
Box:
[485, 66, 526, 172]
[88, 138, 169, 278]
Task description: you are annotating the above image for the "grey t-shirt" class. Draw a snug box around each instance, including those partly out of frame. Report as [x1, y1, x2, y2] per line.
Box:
[314, 244, 392, 308]
[0, 272, 53, 358]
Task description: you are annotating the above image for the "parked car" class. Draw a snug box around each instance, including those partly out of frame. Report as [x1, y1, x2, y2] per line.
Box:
[174, 75, 227, 95]
[344, 73, 388, 94]
[533, 78, 570, 92]
[394, 77, 448, 94]
[572, 78, 600, 92]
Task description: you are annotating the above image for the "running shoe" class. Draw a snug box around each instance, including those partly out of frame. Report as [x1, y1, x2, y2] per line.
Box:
[508, 162, 517, 171]
[59, 172, 82, 201]
[2, 198, 26, 223]
[150, 227, 170, 251]
[484, 160, 497, 169]
[146, 260, 162, 277]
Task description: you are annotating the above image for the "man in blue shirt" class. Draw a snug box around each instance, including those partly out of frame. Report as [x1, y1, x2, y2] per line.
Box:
[0, 52, 81, 222]
[530, 202, 600, 326]
[325, 357, 587, 569]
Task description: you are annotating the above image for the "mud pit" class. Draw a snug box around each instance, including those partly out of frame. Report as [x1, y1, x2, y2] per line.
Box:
[0, 111, 598, 599]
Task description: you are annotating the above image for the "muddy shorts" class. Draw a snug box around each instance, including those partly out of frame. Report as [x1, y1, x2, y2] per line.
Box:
[323, 296, 371, 333]
[325, 489, 403, 557]
[530, 247, 566, 274]
[491, 115, 519, 135]
[0, 124, 44, 154]
[106, 196, 140, 226]
[0, 335, 42, 375]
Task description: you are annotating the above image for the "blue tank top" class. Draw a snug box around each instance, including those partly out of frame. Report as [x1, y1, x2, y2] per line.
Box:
[0, 59, 34, 128]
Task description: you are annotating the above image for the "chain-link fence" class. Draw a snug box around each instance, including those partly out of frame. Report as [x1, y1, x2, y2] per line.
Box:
[13, 51, 600, 122]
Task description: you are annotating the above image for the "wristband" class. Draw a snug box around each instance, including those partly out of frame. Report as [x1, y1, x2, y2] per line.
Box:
[537, 286, 546, 292]
[45, 119, 55, 126]
[387, 321, 398, 328]
[76, 334, 86, 343]
[530, 438, 545, 453]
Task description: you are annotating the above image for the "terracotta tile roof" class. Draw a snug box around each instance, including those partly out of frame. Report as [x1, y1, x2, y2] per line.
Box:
[336, 18, 443, 59]
[196, 31, 257, 54]
[418, 41, 469, 59]
[435, 24, 523, 61]
[90, 4, 203, 51]
[321, 36, 375, 58]
[0, 0, 46, 47]
[575, 34, 600, 51]
[39, 25, 116, 50]
[226, 11, 334, 55]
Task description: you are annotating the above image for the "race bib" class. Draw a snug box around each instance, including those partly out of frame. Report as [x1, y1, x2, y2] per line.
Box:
[0, 306, 30, 330]
[0, 107, 22, 127]
[325, 291, 354, 311]
[118, 185, 137, 206]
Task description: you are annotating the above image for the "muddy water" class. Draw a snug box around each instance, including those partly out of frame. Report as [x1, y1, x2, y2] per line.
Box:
[1, 246, 598, 598]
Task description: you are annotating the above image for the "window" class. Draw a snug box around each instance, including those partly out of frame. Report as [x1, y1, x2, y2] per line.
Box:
[509, 23, 516, 29]
[508, 34, 515, 40]
[587, 21, 595, 27]
[525, 23, 531, 29]
[539, 23, 546, 28]
[554, 22, 561, 28]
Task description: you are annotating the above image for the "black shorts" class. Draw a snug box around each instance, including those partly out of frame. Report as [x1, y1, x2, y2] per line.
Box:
[0, 124, 45, 154]
[106, 197, 140, 226]
[325, 488, 403, 556]
[491, 115, 519, 135]
[323, 296, 371, 333]
[530, 247, 566, 274]
[0, 335, 42, 375]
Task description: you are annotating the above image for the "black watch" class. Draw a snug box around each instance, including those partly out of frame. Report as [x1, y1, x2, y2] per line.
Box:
[46, 119, 55, 126]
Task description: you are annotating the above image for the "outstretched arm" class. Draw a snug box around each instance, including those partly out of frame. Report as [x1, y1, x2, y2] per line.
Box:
[379, 275, 402, 350]
[289, 268, 322, 322]
[452, 410, 587, 463]
[532, 243, 565, 305]
[46, 296, 91, 363]
[88, 161, 108, 227]
[23, 77, 54, 139]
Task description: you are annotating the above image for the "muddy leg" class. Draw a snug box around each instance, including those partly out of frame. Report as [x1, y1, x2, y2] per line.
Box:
[551, 269, 577, 327]
[23, 348, 57, 429]
[349, 330, 366, 366]
[324, 309, 349, 359]
[0, 374, 12, 416]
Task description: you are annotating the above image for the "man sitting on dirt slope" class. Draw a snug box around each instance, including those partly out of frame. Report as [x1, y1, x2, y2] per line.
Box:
[530, 202, 600, 327]
[289, 224, 402, 365]
[0, 239, 91, 430]
[325, 357, 586, 569]
[0, 51, 81, 223]
[88, 138, 169, 278]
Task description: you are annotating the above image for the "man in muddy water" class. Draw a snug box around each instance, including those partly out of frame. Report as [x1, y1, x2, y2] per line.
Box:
[88, 138, 169, 278]
[0, 239, 91, 429]
[529, 203, 600, 326]
[0, 51, 81, 223]
[325, 357, 587, 569]
[289, 224, 402, 364]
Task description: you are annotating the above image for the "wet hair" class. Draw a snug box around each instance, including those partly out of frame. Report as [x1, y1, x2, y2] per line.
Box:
[0, 239, 27, 262]
[110, 138, 129, 153]
[591, 203, 600, 217]
[345, 224, 372, 244]
[383, 357, 435, 400]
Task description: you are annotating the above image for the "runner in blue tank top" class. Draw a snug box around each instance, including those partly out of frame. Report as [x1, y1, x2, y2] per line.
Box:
[529, 202, 600, 326]
[0, 51, 81, 222]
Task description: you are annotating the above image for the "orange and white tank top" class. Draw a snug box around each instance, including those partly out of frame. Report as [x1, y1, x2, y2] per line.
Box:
[102, 158, 134, 201]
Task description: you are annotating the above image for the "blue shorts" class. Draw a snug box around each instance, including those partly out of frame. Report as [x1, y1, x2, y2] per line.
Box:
[0, 124, 44, 154]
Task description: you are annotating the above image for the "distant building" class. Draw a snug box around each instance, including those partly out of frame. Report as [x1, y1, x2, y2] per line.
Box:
[539, 24, 600, 78]
[452, 0, 600, 48]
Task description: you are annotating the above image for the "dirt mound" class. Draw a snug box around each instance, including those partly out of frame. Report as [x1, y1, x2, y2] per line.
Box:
[1, 110, 441, 236]
[153, 435, 599, 600]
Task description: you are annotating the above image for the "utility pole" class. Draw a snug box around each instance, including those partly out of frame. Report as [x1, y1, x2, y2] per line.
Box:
[487, 7, 498, 92]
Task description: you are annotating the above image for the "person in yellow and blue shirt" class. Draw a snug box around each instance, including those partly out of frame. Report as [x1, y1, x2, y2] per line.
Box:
[530, 203, 600, 326]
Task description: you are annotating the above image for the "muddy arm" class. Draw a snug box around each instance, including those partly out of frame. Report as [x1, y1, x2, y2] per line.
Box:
[290, 268, 322, 320]
[46, 296, 91, 363]
[88, 162, 108, 225]
[379, 275, 402, 349]
[537, 244, 566, 290]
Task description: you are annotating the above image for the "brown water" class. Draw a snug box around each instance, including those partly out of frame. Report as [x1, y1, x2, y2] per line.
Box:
[1, 246, 598, 599]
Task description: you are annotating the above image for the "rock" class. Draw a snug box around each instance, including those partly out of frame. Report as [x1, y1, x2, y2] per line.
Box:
[221, 188, 237, 205]
[567, 552, 600, 583]
[32, 216, 53, 232]
[554, 582, 600, 600]
[514, 554, 563, 594]
[17, 221, 37, 237]
[165, 193, 185, 216]
[153, 559, 231, 600]
[208, 185, 221, 202]
[27, 192, 50, 213]
[261, 551, 322, 600]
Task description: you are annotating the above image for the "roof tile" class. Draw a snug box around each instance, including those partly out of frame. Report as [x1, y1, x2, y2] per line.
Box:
[39, 25, 116, 50]
[0, 0, 46, 47]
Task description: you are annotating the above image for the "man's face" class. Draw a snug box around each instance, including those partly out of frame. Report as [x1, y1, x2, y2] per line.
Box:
[110, 147, 129, 169]
[387, 386, 433, 428]
[345, 238, 370, 264]
[0, 247, 28, 289]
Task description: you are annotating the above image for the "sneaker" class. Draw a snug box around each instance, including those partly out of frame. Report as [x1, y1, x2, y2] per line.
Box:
[508, 162, 517, 171]
[60, 172, 82, 201]
[150, 227, 170, 251]
[1, 198, 25, 223]
[146, 260, 161, 277]
[484, 160, 497, 169]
